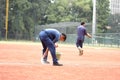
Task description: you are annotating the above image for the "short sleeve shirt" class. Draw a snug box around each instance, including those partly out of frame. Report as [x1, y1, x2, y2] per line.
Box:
[77, 25, 87, 41]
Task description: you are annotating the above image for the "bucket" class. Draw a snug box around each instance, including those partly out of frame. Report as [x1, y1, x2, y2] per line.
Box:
[56, 52, 61, 60]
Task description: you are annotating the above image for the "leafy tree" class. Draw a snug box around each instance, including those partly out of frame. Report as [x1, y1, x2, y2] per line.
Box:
[1, 0, 111, 40]
[8, 0, 33, 39]
[96, 0, 110, 33]
[0, 0, 6, 38]
[46, 0, 92, 23]
[108, 14, 120, 33]
[71, 0, 92, 22]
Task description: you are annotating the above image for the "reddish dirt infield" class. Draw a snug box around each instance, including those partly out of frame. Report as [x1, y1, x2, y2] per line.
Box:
[0, 41, 120, 80]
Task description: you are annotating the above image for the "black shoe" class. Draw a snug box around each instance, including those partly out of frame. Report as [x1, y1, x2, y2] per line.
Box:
[53, 62, 63, 66]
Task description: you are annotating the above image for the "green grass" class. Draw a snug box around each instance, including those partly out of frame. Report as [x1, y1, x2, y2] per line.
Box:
[0, 40, 120, 49]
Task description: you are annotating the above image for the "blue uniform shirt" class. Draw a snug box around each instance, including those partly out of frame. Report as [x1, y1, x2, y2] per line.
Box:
[77, 25, 87, 41]
[44, 29, 61, 43]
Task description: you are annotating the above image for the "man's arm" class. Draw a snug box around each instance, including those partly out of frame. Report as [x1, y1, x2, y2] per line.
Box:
[43, 48, 49, 58]
[86, 33, 92, 38]
[42, 43, 58, 58]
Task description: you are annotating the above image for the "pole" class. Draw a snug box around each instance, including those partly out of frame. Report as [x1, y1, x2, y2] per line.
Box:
[92, 0, 96, 43]
[5, 0, 9, 40]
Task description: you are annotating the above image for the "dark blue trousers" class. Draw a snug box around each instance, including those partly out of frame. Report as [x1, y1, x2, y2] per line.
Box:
[39, 31, 58, 63]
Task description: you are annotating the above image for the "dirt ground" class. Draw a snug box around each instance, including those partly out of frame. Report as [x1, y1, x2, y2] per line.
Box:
[0, 42, 120, 80]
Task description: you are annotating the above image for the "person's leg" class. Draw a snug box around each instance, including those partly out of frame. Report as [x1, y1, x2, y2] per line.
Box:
[41, 40, 48, 60]
[45, 38, 57, 62]
[45, 38, 62, 66]
[39, 31, 49, 64]
[40, 41, 50, 64]
[76, 39, 83, 56]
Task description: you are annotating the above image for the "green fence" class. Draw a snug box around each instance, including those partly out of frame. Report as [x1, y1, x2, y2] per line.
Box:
[65, 34, 120, 48]
[0, 32, 120, 48]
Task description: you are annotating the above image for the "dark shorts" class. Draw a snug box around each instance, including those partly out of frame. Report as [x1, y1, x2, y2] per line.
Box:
[76, 39, 83, 48]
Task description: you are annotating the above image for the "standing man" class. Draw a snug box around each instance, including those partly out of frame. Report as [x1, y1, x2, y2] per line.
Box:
[39, 28, 67, 66]
[76, 22, 92, 56]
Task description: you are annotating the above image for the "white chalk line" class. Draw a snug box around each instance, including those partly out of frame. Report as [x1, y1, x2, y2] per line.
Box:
[0, 62, 42, 66]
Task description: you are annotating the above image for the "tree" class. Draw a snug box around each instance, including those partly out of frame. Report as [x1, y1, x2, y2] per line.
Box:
[8, 0, 33, 39]
[0, 0, 6, 38]
[96, 0, 110, 33]
[108, 14, 120, 33]
[46, 0, 92, 23]
[0, 0, 94, 40]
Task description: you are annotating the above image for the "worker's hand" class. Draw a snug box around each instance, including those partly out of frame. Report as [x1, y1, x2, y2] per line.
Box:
[55, 43, 58, 48]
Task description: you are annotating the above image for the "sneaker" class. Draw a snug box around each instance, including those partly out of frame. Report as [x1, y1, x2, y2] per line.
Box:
[78, 48, 83, 56]
[41, 59, 50, 64]
[53, 62, 63, 66]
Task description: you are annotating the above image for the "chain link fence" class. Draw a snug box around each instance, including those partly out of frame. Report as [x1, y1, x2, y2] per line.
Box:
[0, 22, 120, 48]
[65, 33, 120, 48]
[0, 0, 120, 48]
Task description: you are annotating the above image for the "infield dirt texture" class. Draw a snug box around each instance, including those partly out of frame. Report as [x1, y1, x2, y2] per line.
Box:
[0, 41, 120, 80]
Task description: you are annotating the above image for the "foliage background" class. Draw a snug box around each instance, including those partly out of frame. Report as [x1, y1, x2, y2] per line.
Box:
[0, 0, 119, 40]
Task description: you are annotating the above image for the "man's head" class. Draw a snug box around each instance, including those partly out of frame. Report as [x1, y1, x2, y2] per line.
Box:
[60, 33, 67, 41]
[81, 22, 85, 26]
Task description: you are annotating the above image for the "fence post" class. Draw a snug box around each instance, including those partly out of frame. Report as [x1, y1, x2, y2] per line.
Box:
[118, 39, 120, 48]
